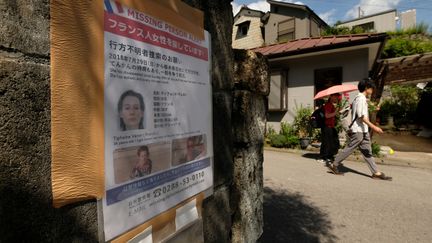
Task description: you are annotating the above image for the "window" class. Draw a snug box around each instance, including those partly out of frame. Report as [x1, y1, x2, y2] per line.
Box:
[314, 67, 343, 97]
[353, 21, 375, 32]
[278, 19, 295, 42]
[269, 71, 288, 111]
[236, 21, 250, 39]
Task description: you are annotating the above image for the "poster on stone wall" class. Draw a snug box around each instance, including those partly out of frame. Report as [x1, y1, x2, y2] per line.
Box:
[102, 0, 213, 240]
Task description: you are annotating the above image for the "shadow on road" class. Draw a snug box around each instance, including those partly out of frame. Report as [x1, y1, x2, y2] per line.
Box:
[258, 187, 337, 243]
[338, 165, 372, 178]
[302, 153, 372, 179]
[302, 153, 321, 160]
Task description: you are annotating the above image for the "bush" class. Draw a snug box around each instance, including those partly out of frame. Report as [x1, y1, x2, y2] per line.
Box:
[383, 23, 432, 58]
[268, 111, 312, 149]
[269, 134, 300, 149]
[280, 122, 296, 137]
[378, 85, 419, 127]
[293, 106, 313, 138]
[383, 38, 432, 58]
[372, 142, 381, 157]
[286, 135, 300, 147]
[322, 25, 371, 36]
[266, 125, 276, 138]
[269, 134, 288, 148]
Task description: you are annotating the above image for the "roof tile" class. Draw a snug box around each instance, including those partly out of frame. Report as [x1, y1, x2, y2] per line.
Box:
[253, 33, 386, 57]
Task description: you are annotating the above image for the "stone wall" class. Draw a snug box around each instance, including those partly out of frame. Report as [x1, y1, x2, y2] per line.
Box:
[0, 0, 268, 242]
[0, 0, 99, 242]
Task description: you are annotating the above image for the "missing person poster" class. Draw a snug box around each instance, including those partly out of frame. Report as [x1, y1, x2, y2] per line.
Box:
[102, 1, 212, 240]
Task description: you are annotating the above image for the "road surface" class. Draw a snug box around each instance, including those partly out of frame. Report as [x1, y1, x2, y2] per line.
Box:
[259, 150, 432, 243]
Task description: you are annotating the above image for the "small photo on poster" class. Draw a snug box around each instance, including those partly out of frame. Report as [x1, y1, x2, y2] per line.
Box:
[113, 141, 171, 184]
[117, 90, 147, 131]
[172, 134, 207, 166]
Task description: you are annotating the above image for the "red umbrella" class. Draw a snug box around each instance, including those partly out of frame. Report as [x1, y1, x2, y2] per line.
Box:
[314, 84, 358, 100]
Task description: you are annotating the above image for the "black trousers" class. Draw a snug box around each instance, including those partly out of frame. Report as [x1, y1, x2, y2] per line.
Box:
[320, 127, 340, 160]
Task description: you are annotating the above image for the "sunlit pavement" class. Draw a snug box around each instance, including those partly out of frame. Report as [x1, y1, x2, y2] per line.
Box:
[260, 150, 432, 243]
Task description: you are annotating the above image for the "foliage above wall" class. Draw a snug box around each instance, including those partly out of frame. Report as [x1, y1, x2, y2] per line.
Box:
[322, 22, 432, 59]
[382, 23, 432, 58]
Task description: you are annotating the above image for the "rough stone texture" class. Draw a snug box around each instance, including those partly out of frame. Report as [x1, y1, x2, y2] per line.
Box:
[0, 56, 98, 242]
[0, 1, 97, 241]
[233, 50, 270, 96]
[233, 90, 267, 146]
[0, 0, 50, 55]
[212, 91, 233, 188]
[183, 0, 235, 91]
[182, 1, 238, 242]
[231, 145, 264, 243]
[230, 49, 269, 243]
[201, 186, 232, 243]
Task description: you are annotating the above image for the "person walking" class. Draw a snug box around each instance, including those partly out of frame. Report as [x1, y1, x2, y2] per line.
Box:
[328, 79, 392, 180]
[319, 94, 340, 164]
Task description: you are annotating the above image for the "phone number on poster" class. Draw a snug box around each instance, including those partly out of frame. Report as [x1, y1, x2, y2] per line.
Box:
[152, 171, 205, 198]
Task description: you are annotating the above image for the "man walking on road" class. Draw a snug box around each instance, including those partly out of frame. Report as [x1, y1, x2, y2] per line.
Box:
[328, 79, 392, 181]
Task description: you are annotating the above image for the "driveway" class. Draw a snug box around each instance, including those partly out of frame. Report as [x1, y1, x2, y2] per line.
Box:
[259, 150, 432, 243]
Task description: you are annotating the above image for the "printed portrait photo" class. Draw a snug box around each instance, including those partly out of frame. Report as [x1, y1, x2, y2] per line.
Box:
[113, 141, 171, 184]
[118, 90, 146, 131]
[171, 134, 207, 166]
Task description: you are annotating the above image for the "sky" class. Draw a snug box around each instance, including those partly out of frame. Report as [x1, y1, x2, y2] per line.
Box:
[232, 0, 432, 28]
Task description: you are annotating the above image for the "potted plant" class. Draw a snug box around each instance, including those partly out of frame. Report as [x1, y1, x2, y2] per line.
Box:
[294, 106, 313, 149]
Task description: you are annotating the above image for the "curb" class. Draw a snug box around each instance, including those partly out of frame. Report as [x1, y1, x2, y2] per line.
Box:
[264, 146, 432, 171]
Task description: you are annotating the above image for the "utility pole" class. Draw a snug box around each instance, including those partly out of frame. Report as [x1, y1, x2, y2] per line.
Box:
[358, 6, 362, 18]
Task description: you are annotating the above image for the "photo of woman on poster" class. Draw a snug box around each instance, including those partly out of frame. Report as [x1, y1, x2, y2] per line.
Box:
[130, 146, 152, 179]
[172, 135, 207, 165]
[118, 90, 145, 131]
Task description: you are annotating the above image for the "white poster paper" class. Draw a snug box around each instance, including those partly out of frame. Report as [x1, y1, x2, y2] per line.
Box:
[102, 1, 213, 240]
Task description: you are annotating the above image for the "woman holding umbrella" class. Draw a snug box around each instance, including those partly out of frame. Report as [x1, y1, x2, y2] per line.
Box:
[319, 93, 341, 163]
[315, 84, 357, 164]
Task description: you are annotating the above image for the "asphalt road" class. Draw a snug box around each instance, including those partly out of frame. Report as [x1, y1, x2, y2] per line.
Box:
[259, 150, 432, 243]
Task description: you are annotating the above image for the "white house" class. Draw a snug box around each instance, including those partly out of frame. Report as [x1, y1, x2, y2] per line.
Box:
[254, 33, 387, 130]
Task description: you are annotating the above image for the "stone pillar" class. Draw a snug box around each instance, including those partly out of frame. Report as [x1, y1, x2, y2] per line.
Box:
[231, 49, 269, 243]
[182, 1, 235, 242]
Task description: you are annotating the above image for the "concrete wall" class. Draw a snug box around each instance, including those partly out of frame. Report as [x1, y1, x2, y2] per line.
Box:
[267, 48, 369, 130]
[338, 11, 397, 33]
[265, 7, 309, 45]
[232, 15, 265, 49]
[1, 0, 267, 242]
[400, 9, 416, 30]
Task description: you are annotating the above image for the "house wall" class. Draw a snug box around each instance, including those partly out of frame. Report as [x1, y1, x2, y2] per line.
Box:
[310, 17, 321, 37]
[337, 11, 396, 32]
[264, 7, 310, 45]
[267, 48, 369, 131]
[232, 15, 265, 49]
[400, 9, 416, 30]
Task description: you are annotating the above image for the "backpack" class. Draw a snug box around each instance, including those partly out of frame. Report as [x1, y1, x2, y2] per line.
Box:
[340, 97, 359, 132]
[310, 107, 325, 129]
